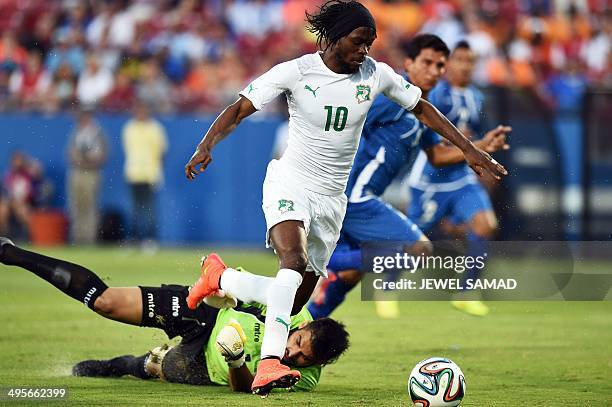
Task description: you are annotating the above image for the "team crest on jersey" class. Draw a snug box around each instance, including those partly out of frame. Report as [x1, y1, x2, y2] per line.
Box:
[355, 84, 371, 103]
[278, 199, 294, 213]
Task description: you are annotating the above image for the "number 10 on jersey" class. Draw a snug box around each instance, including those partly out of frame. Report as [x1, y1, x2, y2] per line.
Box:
[324, 105, 348, 132]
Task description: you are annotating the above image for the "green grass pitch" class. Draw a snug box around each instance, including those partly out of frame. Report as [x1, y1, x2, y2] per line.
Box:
[1, 247, 611, 406]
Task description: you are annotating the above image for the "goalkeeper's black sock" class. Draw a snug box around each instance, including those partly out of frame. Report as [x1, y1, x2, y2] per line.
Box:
[73, 355, 152, 379]
[110, 354, 152, 379]
[0, 243, 108, 309]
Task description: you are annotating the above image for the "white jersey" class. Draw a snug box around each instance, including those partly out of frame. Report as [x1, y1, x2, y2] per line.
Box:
[240, 52, 422, 195]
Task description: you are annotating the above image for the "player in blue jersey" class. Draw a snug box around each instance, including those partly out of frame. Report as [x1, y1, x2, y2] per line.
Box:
[407, 41, 510, 316]
[308, 35, 509, 320]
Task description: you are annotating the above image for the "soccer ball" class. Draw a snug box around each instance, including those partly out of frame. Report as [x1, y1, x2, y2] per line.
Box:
[408, 357, 466, 407]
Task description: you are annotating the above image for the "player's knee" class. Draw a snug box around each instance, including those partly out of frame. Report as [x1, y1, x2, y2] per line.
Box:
[472, 225, 495, 239]
[337, 269, 362, 286]
[93, 289, 119, 316]
[277, 248, 308, 273]
[410, 240, 433, 257]
[470, 213, 497, 239]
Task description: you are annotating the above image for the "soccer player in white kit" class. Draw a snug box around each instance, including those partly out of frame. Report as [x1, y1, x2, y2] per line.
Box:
[184, 0, 507, 395]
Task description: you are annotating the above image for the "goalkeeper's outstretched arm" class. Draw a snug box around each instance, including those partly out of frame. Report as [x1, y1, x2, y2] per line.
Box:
[216, 319, 252, 392]
[228, 365, 254, 393]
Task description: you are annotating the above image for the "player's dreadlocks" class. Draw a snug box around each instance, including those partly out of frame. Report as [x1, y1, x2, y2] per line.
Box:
[305, 0, 376, 51]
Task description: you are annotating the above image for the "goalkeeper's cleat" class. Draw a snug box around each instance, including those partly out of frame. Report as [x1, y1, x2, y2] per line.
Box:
[72, 356, 132, 377]
[251, 358, 301, 395]
[73, 359, 111, 377]
[0, 237, 14, 264]
[187, 253, 227, 309]
[375, 300, 400, 319]
[0, 237, 14, 248]
[451, 300, 489, 317]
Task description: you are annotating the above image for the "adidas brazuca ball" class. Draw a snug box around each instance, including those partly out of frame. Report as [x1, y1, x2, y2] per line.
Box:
[408, 357, 466, 407]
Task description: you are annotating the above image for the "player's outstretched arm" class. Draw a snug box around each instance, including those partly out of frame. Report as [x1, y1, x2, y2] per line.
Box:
[185, 96, 257, 180]
[426, 125, 511, 167]
[411, 99, 508, 179]
[229, 364, 255, 392]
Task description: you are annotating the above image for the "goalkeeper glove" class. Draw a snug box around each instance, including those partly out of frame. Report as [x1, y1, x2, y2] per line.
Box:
[215, 319, 248, 368]
[203, 289, 238, 309]
[203, 268, 247, 309]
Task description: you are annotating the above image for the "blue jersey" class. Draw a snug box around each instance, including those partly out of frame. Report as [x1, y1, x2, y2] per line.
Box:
[346, 86, 440, 202]
[409, 80, 483, 190]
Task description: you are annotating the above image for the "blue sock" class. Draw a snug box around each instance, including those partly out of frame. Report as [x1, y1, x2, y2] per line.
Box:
[308, 249, 362, 319]
[463, 232, 489, 287]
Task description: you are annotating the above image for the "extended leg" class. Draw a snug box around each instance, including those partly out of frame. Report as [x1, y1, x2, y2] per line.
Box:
[261, 220, 308, 358]
[73, 354, 152, 379]
[1, 240, 109, 309]
[251, 220, 307, 394]
[308, 236, 432, 319]
[452, 210, 496, 317]
[292, 270, 318, 315]
[0, 239, 142, 324]
[308, 248, 362, 319]
[189, 259, 307, 313]
[464, 210, 496, 281]
[93, 287, 143, 324]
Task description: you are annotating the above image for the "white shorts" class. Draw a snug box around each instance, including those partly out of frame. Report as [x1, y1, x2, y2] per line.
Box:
[262, 160, 347, 277]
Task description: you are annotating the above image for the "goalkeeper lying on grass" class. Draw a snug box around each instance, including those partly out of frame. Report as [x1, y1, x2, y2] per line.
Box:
[0, 238, 349, 392]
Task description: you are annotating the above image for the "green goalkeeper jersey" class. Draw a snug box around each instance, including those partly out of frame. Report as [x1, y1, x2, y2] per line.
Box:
[204, 302, 322, 391]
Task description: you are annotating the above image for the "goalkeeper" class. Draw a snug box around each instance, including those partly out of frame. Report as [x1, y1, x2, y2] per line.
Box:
[0, 238, 349, 392]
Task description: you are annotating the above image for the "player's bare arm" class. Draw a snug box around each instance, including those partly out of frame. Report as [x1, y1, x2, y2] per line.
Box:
[229, 364, 255, 392]
[411, 98, 508, 179]
[426, 125, 512, 167]
[185, 96, 257, 179]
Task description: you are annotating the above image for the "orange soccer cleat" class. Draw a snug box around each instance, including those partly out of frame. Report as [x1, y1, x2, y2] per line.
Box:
[251, 358, 301, 395]
[186, 253, 227, 309]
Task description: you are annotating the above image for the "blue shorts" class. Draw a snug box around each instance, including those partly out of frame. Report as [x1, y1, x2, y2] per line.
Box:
[340, 197, 424, 245]
[408, 183, 493, 233]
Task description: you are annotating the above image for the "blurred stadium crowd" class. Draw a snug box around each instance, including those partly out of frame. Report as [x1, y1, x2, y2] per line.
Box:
[0, 0, 609, 114]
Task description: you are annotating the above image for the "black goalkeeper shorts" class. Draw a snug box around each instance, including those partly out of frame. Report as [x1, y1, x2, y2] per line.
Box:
[139, 284, 220, 385]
